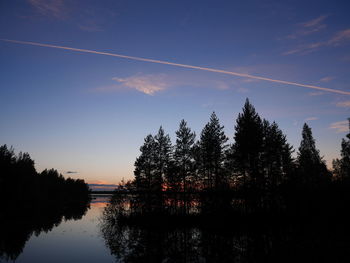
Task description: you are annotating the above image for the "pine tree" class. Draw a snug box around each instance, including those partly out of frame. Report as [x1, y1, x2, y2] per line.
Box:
[232, 99, 264, 189]
[333, 118, 350, 180]
[297, 123, 330, 186]
[174, 119, 196, 192]
[197, 112, 228, 189]
[262, 120, 294, 189]
[134, 134, 157, 191]
[133, 129, 172, 214]
[154, 126, 173, 191]
[134, 128, 172, 192]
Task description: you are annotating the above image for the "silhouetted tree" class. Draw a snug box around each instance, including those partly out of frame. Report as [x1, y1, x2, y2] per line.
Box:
[134, 134, 157, 192]
[297, 123, 330, 186]
[231, 99, 264, 194]
[154, 126, 173, 191]
[133, 127, 173, 213]
[174, 119, 196, 191]
[197, 112, 228, 190]
[333, 118, 350, 180]
[119, 99, 350, 219]
[260, 120, 295, 209]
[262, 120, 294, 189]
[172, 119, 197, 214]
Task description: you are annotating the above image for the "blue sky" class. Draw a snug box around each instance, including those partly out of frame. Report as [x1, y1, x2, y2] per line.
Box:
[0, 0, 349, 184]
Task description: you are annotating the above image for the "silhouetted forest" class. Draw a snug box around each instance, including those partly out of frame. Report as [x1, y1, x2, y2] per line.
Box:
[0, 145, 90, 208]
[109, 99, 350, 217]
[0, 145, 90, 261]
[101, 99, 350, 262]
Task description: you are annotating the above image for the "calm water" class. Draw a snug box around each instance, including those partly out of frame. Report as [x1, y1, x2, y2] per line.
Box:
[2, 194, 349, 262]
[0, 195, 115, 263]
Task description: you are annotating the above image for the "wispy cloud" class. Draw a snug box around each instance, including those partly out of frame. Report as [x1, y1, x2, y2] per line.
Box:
[283, 42, 324, 55]
[320, 76, 334, 82]
[2, 39, 350, 95]
[27, 0, 117, 32]
[286, 15, 328, 39]
[284, 28, 350, 55]
[330, 120, 349, 133]
[305, 117, 318, 121]
[302, 15, 328, 28]
[110, 74, 168, 95]
[336, 101, 350, 108]
[328, 29, 350, 45]
[94, 74, 168, 95]
[28, 0, 67, 19]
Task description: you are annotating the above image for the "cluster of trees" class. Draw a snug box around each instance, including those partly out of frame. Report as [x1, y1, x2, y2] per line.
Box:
[0, 145, 91, 261]
[126, 99, 349, 214]
[0, 145, 90, 209]
[104, 100, 350, 260]
[333, 119, 350, 180]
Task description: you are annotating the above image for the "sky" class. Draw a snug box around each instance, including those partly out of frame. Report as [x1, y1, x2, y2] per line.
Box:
[0, 0, 349, 186]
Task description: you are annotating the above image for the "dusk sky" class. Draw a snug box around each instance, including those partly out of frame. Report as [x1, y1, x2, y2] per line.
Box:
[1, 0, 349, 185]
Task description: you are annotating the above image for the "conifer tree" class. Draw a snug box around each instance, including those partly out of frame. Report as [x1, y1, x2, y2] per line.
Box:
[262, 120, 294, 188]
[198, 112, 228, 189]
[297, 123, 330, 186]
[134, 134, 156, 191]
[232, 99, 264, 189]
[174, 119, 196, 192]
[333, 118, 350, 180]
[154, 126, 173, 191]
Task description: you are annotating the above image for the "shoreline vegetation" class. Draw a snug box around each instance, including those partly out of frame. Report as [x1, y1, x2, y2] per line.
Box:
[107, 99, 350, 219]
[100, 98, 350, 262]
[1, 98, 350, 261]
[0, 145, 90, 261]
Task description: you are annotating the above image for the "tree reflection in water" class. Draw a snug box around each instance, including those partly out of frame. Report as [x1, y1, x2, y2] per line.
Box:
[0, 201, 90, 262]
[101, 194, 350, 263]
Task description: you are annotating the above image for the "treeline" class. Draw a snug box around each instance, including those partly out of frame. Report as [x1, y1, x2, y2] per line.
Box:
[0, 145, 91, 261]
[118, 99, 350, 216]
[0, 145, 90, 209]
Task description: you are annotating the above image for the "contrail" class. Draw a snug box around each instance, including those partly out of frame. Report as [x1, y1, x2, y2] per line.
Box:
[1, 38, 349, 95]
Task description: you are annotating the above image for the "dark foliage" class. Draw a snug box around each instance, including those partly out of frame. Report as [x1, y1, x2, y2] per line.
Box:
[102, 98, 350, 262]
[333, 118, 350, 180]
[0, 145, 91, 261]
[111, 99, 350, 219]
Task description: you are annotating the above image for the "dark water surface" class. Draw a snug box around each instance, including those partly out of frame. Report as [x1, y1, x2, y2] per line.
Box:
[1, 194, 350, 262]
[0, 195, 114, 263]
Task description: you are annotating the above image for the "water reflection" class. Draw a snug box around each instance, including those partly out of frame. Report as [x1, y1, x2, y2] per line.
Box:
[101, 194, 350, 263]
[0, 199, 90, 261]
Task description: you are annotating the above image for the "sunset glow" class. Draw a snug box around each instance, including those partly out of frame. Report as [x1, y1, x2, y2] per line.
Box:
[0, 0, 349, 185]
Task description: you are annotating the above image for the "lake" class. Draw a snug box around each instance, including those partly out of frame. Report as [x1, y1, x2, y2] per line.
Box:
[1, 194, 349, 262]
[0, 195, 114, 263]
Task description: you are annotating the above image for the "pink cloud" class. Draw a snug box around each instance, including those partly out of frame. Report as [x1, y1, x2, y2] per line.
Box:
[284, 27, 350, 55]
[112, 74, 168, 95]
[319, 76, 334, 82]
[330, 120, 349, 133]
[328, 29, 350, 46]
[336, 101, 350, 108]
[286, 15, 328, 39]
[28, 0, 67, 19]
[302, 15, 329, 28]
